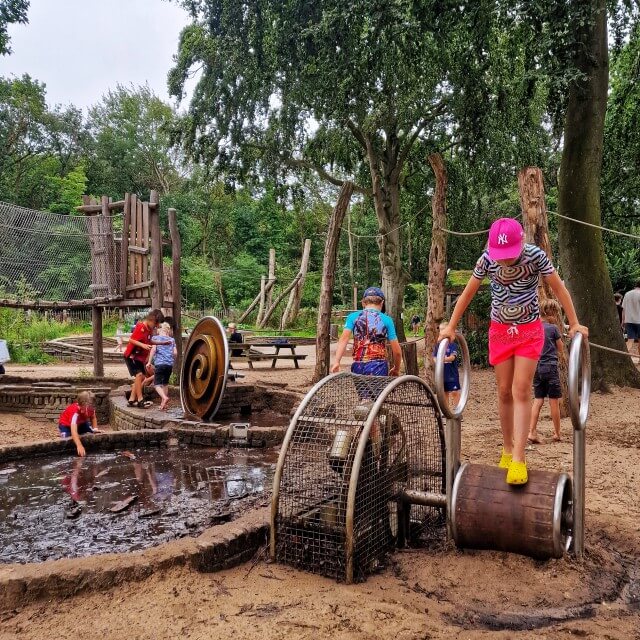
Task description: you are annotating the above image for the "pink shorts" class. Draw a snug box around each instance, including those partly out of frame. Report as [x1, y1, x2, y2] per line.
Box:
[488, 320, 544, 366]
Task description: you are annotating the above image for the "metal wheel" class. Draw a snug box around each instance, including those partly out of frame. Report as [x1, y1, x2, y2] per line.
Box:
[180, 316, 229, 420]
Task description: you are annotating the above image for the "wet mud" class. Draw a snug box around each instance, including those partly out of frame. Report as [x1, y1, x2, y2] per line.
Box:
[0, 446, 279, 564]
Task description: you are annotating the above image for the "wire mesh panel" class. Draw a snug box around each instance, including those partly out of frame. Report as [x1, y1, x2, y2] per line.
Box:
[0, 201, 121, 303]
[272, 373, 445, 583]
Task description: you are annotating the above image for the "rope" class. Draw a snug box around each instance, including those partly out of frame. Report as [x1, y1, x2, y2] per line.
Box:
[440, 213, 524, 236]
[588, 341, 640, 362]
[345, 222, 410, 240]
[547, 210, 640, 240]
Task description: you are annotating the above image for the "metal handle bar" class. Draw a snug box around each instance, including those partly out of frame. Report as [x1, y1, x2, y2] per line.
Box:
[435, 332, 471, 419]
[567, 332, 590, 431]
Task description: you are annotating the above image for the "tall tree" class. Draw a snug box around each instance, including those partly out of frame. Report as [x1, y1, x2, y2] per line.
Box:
[169, 0, 545, 337]
[0, 0, 28, 55]
[557, 0, 640, 388]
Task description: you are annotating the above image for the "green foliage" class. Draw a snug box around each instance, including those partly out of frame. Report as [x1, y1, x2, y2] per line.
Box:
[606, 244, 640, 292]
[0, 0, 29, 55]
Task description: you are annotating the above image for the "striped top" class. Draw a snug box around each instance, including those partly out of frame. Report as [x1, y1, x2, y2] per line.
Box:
[472, 244, 555, 324]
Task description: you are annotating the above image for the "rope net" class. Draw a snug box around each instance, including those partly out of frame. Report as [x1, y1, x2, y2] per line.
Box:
[0, 201, 121, 305]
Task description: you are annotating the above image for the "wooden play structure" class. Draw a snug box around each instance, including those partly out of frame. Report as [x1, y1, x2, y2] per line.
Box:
[0, 191, 182, 377]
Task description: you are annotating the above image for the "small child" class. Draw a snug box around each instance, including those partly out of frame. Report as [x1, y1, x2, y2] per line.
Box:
[432, 321, 461, 408]
[528, 300, 565, 444]
[149, 322, 177, 410]
[123, 309, 164, 408]
[331, 286, 402, 376]
[227, 322, 244, 357]
[410, 314, 422, 336]
[58, 391, 100, 457]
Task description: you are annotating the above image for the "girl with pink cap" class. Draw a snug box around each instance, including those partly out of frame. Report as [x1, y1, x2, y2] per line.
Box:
[438, 218, 588, 485]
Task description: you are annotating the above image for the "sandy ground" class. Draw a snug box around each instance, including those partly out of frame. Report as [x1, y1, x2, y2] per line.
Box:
[1, 355, 639, 639]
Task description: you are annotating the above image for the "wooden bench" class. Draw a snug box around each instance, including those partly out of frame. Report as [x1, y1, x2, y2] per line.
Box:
[229, 342, 308, 369]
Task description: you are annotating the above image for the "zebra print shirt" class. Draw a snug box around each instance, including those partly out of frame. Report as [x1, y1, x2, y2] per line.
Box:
[472, 244, 555, 324]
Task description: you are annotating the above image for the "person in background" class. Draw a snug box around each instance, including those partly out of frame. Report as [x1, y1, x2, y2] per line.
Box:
[331, 286, 402, 377]
[528, 300, 565, 444]
[58, 391, 101, 457]
[115, 322, 124, 353]
[227, 322, 244, 357]
[614, 292, 624, 328]
[410, 314, 422, 337]
[123, 309, 164, 408]
[622, 280, 640, 356]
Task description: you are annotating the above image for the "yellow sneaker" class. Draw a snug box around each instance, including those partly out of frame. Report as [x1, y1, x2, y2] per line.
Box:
[498, 450, 512, 469]
[506, 460, 528, 485]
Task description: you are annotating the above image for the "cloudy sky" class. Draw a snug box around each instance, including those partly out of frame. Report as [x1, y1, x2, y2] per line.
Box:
[0, 0, 192, 110]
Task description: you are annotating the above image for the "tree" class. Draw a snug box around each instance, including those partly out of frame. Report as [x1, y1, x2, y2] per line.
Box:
[169, 0, 546, 338]
[557, 0, 640, 388]
[0, 0, 28, 55]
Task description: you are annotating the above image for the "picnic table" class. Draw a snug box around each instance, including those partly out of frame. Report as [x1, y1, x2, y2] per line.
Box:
[229, 340, 307, 369]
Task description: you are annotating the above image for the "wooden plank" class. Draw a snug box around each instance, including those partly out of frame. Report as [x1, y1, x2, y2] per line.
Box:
[126, 280, 155, 292]
[142, 200, 150, 299]
[120, 298, 154, 307]
[128, 194, 137, 290]
[102, 196, 117, 294]
[120, 193, 130, 296]
[149, 190, 163, 309]
[136, 199, 143, 298]
[127, 246, 150, 255]
[75, 200, 126, 213]
[168, 207, 182, 382]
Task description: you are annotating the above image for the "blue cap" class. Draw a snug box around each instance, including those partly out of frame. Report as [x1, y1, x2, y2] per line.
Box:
[363, 286, 385, 300]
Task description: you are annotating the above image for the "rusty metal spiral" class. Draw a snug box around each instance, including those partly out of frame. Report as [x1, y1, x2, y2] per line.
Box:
[180, 316, 229, 421]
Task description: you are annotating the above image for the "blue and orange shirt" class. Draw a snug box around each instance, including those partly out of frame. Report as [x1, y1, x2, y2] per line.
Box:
[345, 308, 397, 362]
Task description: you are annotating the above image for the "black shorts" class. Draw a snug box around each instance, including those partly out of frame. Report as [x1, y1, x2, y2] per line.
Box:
[625, 323, 640, 340]
[154, 364, 173, 385]
[124, 356, 146, 377]
[533, 365, 562, 399]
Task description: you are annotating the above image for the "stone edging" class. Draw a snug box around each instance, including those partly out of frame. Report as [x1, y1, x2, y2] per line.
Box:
[0, 507, 270, 612]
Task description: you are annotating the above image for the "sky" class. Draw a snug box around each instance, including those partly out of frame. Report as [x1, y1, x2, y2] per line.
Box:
[0, 0, 192, 110]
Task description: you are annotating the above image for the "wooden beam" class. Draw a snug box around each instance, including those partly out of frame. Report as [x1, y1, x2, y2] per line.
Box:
[127, 246, 150, 255]
[75, 199, 157, 213]
[126, 280, 155, 292]
[120, 193, 131, 296]
[168, 208, 183, 382]
[149, 190, 163, 309]
[102, 196, 117, 295]
[92, 306, 104, 377]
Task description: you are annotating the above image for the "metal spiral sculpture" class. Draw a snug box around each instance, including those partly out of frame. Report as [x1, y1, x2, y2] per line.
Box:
[180, 316, 229, 421]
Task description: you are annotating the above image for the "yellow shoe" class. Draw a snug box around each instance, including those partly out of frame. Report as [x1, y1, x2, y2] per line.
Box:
[498, 450, 512, 469]
[506, 460, 528, 485]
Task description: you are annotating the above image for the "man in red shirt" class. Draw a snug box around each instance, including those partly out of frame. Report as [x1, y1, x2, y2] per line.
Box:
[124, 309, 164, 408]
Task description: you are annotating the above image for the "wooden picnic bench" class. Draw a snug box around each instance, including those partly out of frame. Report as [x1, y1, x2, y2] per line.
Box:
[229, 341, 307, 369]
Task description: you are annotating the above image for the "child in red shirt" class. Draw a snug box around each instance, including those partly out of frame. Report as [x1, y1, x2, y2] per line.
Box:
[123, 309, 164, 408]
[58, 391, 100, 457]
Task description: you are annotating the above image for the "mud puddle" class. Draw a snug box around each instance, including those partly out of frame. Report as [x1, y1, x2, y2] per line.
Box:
[0, 446, 279, 564]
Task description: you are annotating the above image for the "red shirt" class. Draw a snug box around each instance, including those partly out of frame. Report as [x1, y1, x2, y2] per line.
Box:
[123, 321, 152, 362]
[59, 402, 95, 427]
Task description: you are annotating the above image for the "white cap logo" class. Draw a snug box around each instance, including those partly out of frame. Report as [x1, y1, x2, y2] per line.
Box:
[497, 233, 508, 245]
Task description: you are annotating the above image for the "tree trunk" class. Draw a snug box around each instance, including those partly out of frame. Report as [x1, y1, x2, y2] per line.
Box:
[557, 0, 640, 389]
[313, 182, 354, 383]
[518, 166, 570, 417]
[424, 153, 447, 384]
[280, 238, 311, 329]
[368, 162, 407, 341]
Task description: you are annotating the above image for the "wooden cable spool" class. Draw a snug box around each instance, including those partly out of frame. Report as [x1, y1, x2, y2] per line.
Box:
[180, 316, 229, 421]
[450, 463, 573, 559]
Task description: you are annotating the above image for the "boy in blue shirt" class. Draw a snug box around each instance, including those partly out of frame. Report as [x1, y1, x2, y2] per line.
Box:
[432, 321, 461, 408]
[149, 322, 177, 410]
[331, 287, 402, 376]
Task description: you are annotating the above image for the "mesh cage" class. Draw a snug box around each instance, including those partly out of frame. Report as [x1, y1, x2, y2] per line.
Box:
[272, 373, 445, 583]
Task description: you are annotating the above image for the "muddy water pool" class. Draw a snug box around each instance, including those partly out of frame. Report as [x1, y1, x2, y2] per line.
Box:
[0, 446, 279, 564]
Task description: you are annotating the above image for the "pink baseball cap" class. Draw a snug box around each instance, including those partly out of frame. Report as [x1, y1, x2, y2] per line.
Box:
[488, 218, 525, 260]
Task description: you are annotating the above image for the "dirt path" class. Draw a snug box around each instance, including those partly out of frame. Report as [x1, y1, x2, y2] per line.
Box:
[1, 367, 639, 639]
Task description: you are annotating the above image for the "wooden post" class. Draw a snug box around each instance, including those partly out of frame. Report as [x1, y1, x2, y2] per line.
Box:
[101, 196, 117, 295]
[386, 342, 419, 376]
[168, 208, 182, 382]
[313, 182, 354, 383]
[424, 153, 448, 383]
[256, 275, 267, 325]
[92, 306, 104, 378]
[238, 277, 276, 324]
[353, 286, 358, 312]
[518, 166, 569, 416]
[120, 194, 131, 297]
[280, 238, 311, 329]
[266, 249, 276, 309]
[149, 190, 163, 309]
